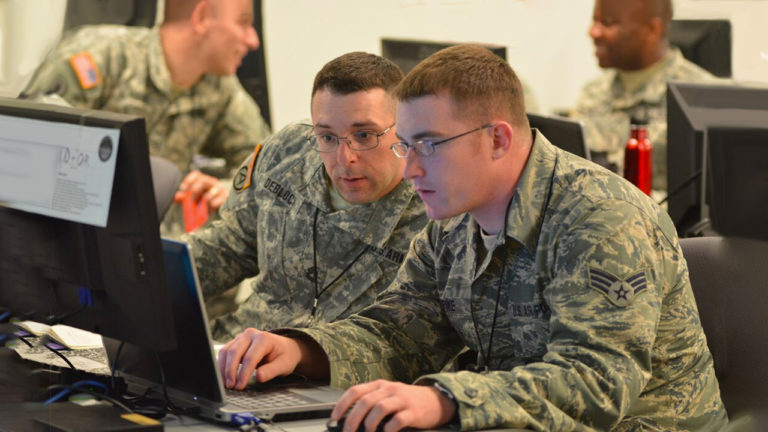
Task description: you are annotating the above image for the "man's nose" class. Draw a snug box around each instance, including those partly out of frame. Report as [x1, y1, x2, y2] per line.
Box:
[589, 22, 603, 40]
[403, 152, 423, 180]
[336, 139, 358, 164]
[247, 28, 260, 51]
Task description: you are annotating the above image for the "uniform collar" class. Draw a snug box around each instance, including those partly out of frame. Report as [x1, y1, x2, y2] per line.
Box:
[148, 27, 173, 95]
[606, 47, 684, 110]
[501, 129, 558, 253]
[148, 27, 221, 98]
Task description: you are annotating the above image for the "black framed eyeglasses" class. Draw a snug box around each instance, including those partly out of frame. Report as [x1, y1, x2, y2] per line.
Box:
[308, 124, 395, 153]
[390, 124, 494, 158]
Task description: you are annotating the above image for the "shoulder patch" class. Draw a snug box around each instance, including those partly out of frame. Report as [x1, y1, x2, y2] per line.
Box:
[68, 52, 102, 90]
[233, 143, 262, 192]
[588, 267, 648, 307]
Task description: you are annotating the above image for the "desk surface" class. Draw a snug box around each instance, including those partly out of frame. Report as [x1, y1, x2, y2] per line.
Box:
[164, 415, 326, 431]
[163, 416, 532, 432]
[1, 345, 530, 432]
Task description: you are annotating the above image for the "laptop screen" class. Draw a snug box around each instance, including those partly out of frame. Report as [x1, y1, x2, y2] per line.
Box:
[105, 239, 224, 403]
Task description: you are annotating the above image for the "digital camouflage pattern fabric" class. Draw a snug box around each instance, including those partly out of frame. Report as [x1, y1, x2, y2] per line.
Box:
[22, 25, 271, 176]
[571, 47, 714, 191]
[294, 131, 727, 431]
[187, 121, 427, 341]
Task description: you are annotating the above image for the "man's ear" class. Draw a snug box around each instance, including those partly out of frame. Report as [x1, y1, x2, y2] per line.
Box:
[191, 0, 211, 34]
[490, 122, 514, 160]
[647, 16, 665, 42]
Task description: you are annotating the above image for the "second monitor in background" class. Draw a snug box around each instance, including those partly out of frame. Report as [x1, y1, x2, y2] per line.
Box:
[527, 113, 591, 161]
[707, 127, 768, 241]
[667, 81, 768, 238]
[381, 38, 506, 74]
[668, 19, 731, 78]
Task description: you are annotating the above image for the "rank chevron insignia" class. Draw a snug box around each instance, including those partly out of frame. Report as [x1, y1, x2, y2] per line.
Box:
[588, 267, 648, 307]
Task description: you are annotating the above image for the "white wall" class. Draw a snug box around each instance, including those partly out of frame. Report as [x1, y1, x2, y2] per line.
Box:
[0, 0, 66, 97]
[1, 0, 767, 125]
[263, 0, 768, 130]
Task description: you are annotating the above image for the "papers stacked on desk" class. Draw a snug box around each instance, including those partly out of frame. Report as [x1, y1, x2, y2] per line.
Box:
[16, 321, 104, 350]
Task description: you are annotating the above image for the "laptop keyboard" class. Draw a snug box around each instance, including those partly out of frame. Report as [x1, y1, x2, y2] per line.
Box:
[224, 388, 317, 410]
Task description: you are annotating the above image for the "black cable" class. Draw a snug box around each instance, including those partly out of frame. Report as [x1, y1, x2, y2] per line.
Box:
[657, 170, 702, 205]
[310, 208, 369, 317]
[468, 248, 508, 372]
[121, 386, 152, 402]
[154, 350, 180, 414]
[467, 195, 516, 373]
[41, 337, 76, 370]
[109, 340, 125, 391]
[15, 334, 34, 348]
[46, 301, 89, 325]
[152, 351, 198, 416]
[44, 383, 134, 413]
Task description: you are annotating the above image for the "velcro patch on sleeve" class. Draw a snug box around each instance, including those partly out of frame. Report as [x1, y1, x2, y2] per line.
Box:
[233, 143, 262, 192]
[588, 267, 648, 307]
[68, 52, 102, 90]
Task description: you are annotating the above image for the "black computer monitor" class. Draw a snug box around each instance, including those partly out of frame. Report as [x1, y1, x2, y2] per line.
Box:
[381, 38, 506, 74]
[669, 19, 732, 78]
[666, 82, 768, 236]
[527, 113, 591, 161]
[707, 127, 768, 240]
[0, 97, 176, 351]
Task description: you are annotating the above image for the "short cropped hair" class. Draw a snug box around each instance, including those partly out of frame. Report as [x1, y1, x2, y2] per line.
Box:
[646, 0, 673, 34]
[164, 0, 200, 23]
[312, 52, 404, 97]
[394, 44, 528, 129]
[649, 0, 673, 23]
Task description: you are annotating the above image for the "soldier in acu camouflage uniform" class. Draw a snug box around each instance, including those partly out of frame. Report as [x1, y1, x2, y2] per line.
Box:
[218, 44, 727, 432]
[21, 0, 271, 225]
[186, 52, 427, 341]
[570, 0, 714, 191]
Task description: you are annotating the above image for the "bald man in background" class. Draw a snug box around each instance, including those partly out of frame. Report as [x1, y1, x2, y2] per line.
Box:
[22, 0, 271, 224]
[571, 0, 714, 192]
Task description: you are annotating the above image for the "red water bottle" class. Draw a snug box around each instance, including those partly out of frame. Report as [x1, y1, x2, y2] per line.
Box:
[624, 117, 652, 195]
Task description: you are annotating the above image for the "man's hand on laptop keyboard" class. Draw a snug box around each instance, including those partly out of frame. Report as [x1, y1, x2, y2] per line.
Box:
[217, 328, 330, 390]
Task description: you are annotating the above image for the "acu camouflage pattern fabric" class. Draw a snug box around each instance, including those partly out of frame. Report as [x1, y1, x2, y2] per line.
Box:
[186, 121, 427, 341]
[22, 25, 271, 176]
[571, 47, 715, 191]
[295, 132, 727, 431]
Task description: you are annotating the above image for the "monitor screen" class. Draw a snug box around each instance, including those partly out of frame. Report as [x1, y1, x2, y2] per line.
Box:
[527, 113, 591, 160]
[104, 239, 222, 404]
[668, 19, 732, 78]
[666, 82, 768, 236]
[381, 38, 506, 74]
[707, 127, 768, 241]
[0, 97, 176, 350]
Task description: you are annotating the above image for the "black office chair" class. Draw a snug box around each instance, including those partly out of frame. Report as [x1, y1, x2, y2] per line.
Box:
[680, 236, 768, 423]
[149, 156, 181, 222]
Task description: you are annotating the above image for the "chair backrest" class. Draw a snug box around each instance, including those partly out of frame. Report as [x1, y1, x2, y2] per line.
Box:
[679, 236, 768, 416]
[149, 156, 181, 222]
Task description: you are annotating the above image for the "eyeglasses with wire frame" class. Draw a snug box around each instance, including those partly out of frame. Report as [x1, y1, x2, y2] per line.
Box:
[309, 124, 395, 153]
[390, 124, 495, 158]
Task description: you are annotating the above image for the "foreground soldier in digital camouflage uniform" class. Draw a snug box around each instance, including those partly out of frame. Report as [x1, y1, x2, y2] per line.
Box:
[570, 0, 714, 191]
[217, 44, 727, 431]
[186, 52, 426, 340]
[21, 0, 270, 218]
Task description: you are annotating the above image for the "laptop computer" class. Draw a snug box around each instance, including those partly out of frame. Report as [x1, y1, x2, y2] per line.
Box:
[527, 113, 592, 161]
[104, 238, 344, 423]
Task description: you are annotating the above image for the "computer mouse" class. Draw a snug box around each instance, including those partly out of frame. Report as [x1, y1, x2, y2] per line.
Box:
[326, 413, 393, 432]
